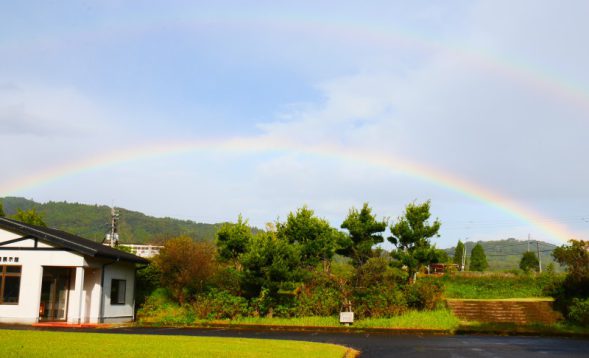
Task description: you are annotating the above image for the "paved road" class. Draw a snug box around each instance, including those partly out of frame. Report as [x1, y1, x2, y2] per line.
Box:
[4, 325, 589, 357]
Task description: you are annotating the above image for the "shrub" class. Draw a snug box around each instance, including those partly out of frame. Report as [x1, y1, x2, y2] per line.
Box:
[192, 289, 249, 319]
[405, 277, 444, 310]
[568, 298, 589, 326]
[353, 285, 408, 319]
[137, 288, 194, 325]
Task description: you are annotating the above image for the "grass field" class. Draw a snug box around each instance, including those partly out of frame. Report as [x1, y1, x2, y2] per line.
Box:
[0, 330, 353, 358]
[441, 272, 559, 299]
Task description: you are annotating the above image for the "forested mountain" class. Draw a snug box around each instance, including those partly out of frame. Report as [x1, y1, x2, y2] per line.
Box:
[444, 238, 562, 271]
[0, 197, 241, 244]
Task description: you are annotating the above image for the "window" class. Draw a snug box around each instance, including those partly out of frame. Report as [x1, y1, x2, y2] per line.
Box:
[110, 279, 126, 305]
[1, 265, 21, 304]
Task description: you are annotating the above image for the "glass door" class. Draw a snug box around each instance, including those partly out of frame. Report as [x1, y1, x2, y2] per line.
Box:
[39, 267, 71, 321]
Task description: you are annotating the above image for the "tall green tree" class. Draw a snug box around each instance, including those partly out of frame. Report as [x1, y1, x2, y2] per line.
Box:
[277, 206, 342, 272]
[339, 203, 388, 267]
[0, 201, 5, 217]
[520, 251, 540, 273]
[553, 240, 589, 298]
[216, 215, 252, 270]
[388, 200, 441, 282]
[469, 243, 488, 271]
[453, 240, 465, 271]
[13, 208, 47, 227]
[240, 231, 304, 299]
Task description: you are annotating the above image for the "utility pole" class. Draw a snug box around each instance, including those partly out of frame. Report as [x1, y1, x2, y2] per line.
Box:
[527, 233, 531, 252]
[536, 240, 542, 273]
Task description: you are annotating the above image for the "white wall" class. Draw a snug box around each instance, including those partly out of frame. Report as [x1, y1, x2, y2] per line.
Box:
[0, 229, 85, 324]
[102, 261, 136, 322]
[0, 228, 138, 325]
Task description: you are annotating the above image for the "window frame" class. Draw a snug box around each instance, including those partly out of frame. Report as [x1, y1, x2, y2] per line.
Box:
[0, 265, 22, 305]
[110, 278, 126, 305]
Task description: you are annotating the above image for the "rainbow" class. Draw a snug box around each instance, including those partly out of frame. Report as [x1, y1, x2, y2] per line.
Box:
[0, 136, 575, 244]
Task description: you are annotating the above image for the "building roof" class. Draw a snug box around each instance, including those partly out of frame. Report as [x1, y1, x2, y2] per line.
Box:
[0, 217, 149, 264]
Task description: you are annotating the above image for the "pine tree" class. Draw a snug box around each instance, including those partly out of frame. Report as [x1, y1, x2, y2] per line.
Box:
[469, 243, 488, 271]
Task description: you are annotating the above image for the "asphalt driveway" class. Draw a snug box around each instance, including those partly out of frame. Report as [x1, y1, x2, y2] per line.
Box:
[3, 325, 588, 357]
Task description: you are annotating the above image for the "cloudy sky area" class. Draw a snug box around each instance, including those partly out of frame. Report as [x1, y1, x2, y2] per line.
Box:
[1, 1, 588, 248]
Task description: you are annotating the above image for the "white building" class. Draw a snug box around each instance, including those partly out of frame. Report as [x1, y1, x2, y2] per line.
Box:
[119, 244, 163, 258]
[0, 217, 148, 325]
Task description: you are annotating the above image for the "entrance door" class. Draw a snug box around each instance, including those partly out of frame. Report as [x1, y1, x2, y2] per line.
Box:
[39, 267, 71, 321]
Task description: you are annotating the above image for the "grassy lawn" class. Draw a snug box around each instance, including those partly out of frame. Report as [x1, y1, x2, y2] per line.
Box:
[441, 273, 559, 299]
[0, 330, 353, 358]
[191, 309, 459, 331]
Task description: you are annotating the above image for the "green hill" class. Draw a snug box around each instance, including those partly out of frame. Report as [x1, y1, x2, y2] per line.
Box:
[444, 238, 562, 272]
[0, 197, 239, 244]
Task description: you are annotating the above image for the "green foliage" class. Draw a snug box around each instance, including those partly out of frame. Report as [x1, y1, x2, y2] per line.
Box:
[453, 240, 465, 269]
[277, 206, 343, 271]
[551, 240, 589, 319]
[520, 251, 540, 273]
[442, 272, 561, 299]
[389, 200, 441, 281]
[339, 203, 387, 267]
[352, 257, 408, 318]
[404, 277, 444, 310]
[192, 289, 250, 319]
[13, 208, 47, 226]
[135, 264, 161, 307]
[216, 215, 252, 269]
[240, 231, 305, 300]
[567, 298, 589, 326]
[0, 201, 5, 217]
[294, 273, 344, 317]
[469, 243, 488, 271]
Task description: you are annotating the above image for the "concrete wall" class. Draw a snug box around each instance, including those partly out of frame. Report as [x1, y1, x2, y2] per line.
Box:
[101, 261, 136, 322]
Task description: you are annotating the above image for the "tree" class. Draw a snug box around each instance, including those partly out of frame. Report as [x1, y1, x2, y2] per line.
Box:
[277, 206, 342, 272]
[389, 200, 441, 282]
[469, 243, 488, 271]
[339, 203, 387, 267]
[216, 215, 252, 270]
[520, 251, 540, 273]
[13, 208, 46, 227]
[551, 240, 589, 318]
[153, 236, 217, 304]
[453, 240, 465, 271]
[239, 231, 304, 299]
[0, 201, 5, 217]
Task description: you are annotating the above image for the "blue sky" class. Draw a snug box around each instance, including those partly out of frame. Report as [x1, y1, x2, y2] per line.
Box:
[1, 1, 588, 248]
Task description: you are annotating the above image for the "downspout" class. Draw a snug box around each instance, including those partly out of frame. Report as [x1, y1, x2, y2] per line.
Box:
[99, 258, 119, 324]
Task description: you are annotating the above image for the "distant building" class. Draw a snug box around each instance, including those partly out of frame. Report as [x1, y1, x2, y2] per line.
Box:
[0, 217, 148, 325]
[119, 244, 163, 258]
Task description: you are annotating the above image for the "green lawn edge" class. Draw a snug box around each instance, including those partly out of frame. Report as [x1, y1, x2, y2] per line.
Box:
[0, 329, 356, 358]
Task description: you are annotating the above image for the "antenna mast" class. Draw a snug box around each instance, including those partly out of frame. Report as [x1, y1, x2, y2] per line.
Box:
[104, 206, 120, 247]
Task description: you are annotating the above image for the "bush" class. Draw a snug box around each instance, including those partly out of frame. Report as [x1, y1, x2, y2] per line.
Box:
[137, 288, 194, 325]
[405, 278, 444, 310]
[353, 285, 408, 319]
[568, 298, 589, 326]
[294, 273, 344, 317]
[192, 289, 249, 319]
